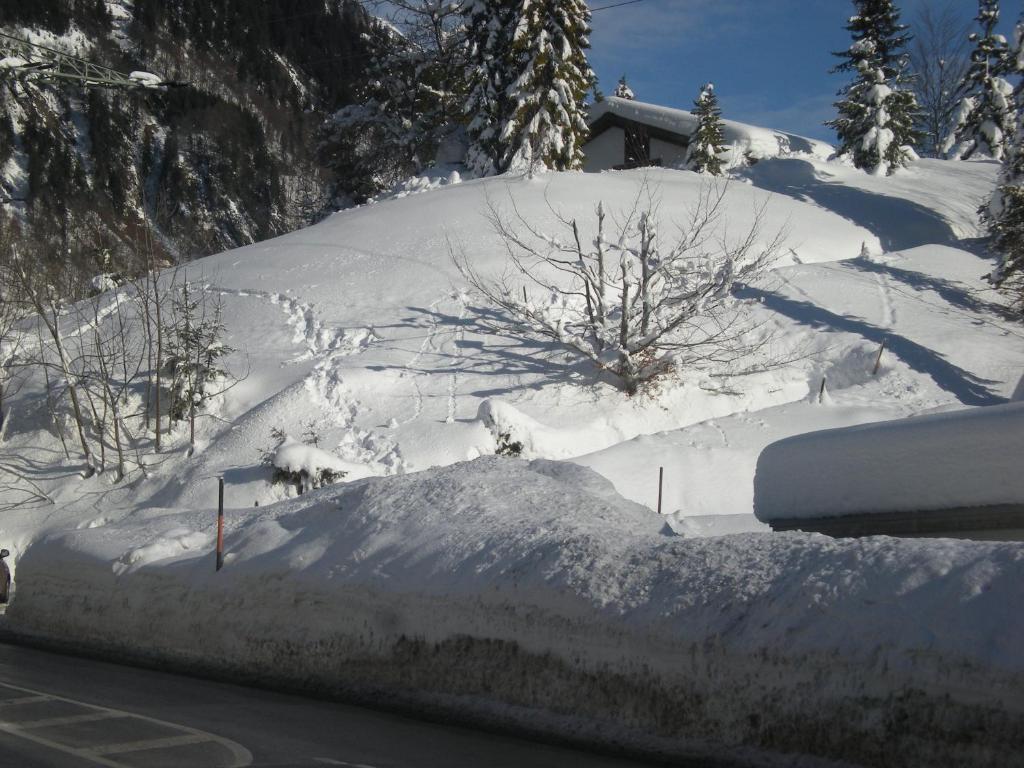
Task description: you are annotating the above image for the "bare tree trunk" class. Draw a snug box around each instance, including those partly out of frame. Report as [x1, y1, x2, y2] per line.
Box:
[639, 215, 652, 337]
[595, 203, 607, 326]
[44, 301, 94, 474]
[37, 325, 70, 460]
[153, 268, 164, 453]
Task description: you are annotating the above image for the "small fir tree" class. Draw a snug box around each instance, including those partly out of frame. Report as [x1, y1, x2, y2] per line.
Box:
[685, 83, 726, 175]
[946, 0, 1015, 161]
[827, 0, 921, 174]
[985, 13, 1024, 302]
[614, 75, 635, 100]
[164, 281, 233, 448]
[498, 0, 596, 173]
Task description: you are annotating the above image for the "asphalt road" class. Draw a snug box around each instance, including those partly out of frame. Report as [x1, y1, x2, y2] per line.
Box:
[0, 643, 661, 768]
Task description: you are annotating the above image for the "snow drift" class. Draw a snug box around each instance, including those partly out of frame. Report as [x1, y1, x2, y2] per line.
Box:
[754, 402, 1024, 521]
[6, 458, 1024, 767]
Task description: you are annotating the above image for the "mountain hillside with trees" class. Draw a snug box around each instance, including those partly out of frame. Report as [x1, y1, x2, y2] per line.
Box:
[1, 0, 374, 282]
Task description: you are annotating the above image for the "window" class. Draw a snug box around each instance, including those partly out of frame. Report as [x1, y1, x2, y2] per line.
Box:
[624, 123, 650, 167]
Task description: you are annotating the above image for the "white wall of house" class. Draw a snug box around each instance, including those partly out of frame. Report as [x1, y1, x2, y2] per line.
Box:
[583, 127, 624, 172]
[651, 137, 688, 169]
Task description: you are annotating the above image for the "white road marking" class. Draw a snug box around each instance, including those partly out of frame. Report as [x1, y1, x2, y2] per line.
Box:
[85, 733, 211, 756]
[0, 695, 49, 707]
[17, 711, 126, 729]
[0, 681, 253, 767]
[313, 760, 379, 768]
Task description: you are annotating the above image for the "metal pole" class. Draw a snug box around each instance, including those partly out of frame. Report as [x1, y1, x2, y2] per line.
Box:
[657, 467, 664, 515]
[872, 340, 886, 376]
[216, 477, 225, 572]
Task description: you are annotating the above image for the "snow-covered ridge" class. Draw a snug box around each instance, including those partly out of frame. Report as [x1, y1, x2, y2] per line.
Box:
[589, 96, 835, 162]
[6, 457, 1024, 766]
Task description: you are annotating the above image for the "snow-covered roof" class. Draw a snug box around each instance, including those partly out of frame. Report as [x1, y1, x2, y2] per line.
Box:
[588, 97, 834, 161]
[754, 402, 1024, 522]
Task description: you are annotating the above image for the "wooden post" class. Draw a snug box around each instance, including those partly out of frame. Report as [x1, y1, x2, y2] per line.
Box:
[657, 467, 664, 515]
[872, 340, 886, 376]
[216, 477, 225, 572]
[818, 376, 827, 404]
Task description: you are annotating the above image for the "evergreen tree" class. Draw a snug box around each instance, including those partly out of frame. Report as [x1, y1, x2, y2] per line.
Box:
[946, 1, 1015, 161]
[985, 13, 1024, 301]
[326, 2, 468, 196]
[684, 83, 724, 175]
[498, 0, 595, 173]
[464, 1, 518, 177]
[827, 0, 920, 174]
[614, 75, 635, 100]
[685, 83, 726, 175]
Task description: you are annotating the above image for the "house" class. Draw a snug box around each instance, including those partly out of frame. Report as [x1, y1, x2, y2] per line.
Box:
[583, 97, 833, 173]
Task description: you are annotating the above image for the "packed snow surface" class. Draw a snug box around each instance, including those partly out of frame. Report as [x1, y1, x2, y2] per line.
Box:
[754, 401, 1024, 521]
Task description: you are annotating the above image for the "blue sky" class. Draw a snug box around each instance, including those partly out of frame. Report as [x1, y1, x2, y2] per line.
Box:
[588, 0, 1024, 141]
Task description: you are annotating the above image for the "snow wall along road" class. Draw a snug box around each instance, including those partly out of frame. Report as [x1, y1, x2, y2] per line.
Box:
[5, 458, 1024, 767]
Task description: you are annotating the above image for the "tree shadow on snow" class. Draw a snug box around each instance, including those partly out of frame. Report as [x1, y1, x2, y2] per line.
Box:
[365, 304, 616, 398]
[846, 257, 1017, 321]
[742, 159, 960, 253]
[738, 286, 1007, 406]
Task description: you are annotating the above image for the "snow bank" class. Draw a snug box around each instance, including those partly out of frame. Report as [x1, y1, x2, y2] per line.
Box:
[476, 398, 624, 459]
[754, 402, 1024, 522]
[590, 97, 835, 164]
[6, 458, 1024, 767]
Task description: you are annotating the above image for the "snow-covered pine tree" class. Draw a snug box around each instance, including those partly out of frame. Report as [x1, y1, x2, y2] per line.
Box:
[946, 0, 1015, 161]
[498, 0, 595, 173]
[827, 0, 921, 175]
[323, 2, 468, 198]
[685, 83, 726, 175]
[614, 75, 635, 100]
[464, 1, 518, 177]
[985, 13, 1024, 301]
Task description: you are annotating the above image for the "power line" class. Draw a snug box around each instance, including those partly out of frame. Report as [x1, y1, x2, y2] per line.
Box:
[0, 32, 183, 90]
[592, 0, 647, 11]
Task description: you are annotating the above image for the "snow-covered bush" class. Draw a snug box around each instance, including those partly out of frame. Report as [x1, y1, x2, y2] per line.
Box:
[456, 184, 784, 396]
[270, 435, 349, 495]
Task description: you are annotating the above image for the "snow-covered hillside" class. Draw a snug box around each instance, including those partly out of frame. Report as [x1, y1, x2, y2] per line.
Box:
[3, 139, 1024, 766]
[1, 155, 1020, 544]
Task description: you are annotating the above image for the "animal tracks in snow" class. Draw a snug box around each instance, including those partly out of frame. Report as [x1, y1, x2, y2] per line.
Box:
[211, 287, 377, 362]
[211, 286, 400, 472]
